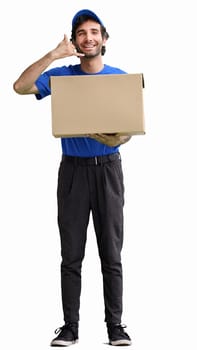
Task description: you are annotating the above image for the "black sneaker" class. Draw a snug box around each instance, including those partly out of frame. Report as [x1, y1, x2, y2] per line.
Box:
[107, 323, 132, 346]
[50, 322, 78, 347]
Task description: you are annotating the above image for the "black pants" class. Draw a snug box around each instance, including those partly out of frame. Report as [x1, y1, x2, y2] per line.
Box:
[57, 152, 125, 324]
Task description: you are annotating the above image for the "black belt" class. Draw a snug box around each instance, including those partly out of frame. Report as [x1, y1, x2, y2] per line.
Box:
[62, 152, 120, 166]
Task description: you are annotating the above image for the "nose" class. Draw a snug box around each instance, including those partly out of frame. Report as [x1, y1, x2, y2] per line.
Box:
[85, 32, 93, 41]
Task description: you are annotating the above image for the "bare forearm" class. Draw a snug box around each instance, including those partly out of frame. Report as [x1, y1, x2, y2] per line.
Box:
[13, 51, 56, 94]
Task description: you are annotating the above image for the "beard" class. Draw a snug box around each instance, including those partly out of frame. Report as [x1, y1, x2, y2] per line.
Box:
[76, 45, 102, 59]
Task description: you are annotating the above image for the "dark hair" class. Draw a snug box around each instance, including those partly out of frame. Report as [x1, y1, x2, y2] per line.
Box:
[71, 15, 109, 56]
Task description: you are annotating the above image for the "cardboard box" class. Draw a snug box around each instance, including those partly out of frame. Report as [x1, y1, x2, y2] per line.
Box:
[50, 73, 145, 137]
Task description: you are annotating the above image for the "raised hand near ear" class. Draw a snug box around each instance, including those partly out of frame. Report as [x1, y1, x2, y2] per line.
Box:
[52, 34, 85, 59]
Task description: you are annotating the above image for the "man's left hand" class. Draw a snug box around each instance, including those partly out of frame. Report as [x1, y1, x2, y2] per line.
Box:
[88, 133, 132, 147]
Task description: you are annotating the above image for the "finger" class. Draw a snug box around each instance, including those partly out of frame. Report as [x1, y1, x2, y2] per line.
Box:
[72, 48, 85, 57]
[75, 52, 85, 57]
[63, 34, 69, 43]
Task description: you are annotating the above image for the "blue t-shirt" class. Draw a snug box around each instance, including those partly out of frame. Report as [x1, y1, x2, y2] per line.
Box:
[35, 64, 127, 157]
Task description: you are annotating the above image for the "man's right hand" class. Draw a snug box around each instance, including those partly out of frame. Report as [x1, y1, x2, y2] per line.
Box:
[52, 34, 85, 59]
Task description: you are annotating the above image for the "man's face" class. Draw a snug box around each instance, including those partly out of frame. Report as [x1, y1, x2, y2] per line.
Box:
[74, 19, 106, 58]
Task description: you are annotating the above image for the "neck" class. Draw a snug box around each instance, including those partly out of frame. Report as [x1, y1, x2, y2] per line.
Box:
[79, 55, 104, 74]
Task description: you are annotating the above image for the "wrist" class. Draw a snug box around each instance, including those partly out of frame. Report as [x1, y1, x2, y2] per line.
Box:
[47, 50, 58, 62]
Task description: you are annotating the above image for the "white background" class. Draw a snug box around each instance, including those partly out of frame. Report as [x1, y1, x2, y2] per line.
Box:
[1, 0, 197, 349]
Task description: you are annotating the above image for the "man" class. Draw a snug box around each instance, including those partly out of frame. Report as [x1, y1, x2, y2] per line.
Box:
[13, 9, 132, 347]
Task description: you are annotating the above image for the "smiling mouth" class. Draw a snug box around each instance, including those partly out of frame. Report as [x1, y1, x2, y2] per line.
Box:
[83, 46, 94, 50]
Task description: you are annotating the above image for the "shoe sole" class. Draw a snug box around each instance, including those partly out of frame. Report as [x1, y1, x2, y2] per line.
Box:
[50, 339, 79, 347]
[110, 339, 132, 346]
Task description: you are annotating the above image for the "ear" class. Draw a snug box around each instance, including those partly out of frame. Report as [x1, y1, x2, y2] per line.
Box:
[103, 36, 107, 45]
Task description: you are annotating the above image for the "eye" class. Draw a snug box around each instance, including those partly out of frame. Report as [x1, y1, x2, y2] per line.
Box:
[92, 30, 99, 35]
[76, 30, 85, 37]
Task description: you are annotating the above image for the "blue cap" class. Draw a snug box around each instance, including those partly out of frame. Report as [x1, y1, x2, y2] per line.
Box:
[72, 9, 104, 28]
